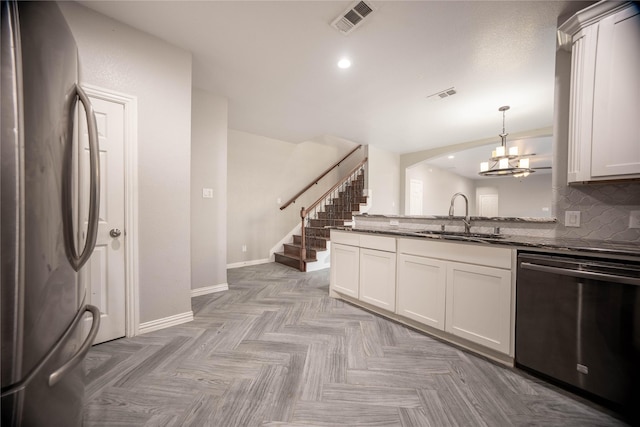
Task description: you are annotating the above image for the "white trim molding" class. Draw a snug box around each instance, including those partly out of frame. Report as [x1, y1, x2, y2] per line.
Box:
[227, 258, 271, 269]
[138, 311, 194, 335]
[81, 84, 140, 337]
[191, 283, 229, 297]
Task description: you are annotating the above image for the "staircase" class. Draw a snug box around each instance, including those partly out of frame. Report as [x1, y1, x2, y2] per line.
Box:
[275, 171, 367, 271]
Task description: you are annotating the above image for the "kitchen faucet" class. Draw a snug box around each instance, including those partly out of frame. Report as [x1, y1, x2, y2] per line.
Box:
[449, 192, 471, 234]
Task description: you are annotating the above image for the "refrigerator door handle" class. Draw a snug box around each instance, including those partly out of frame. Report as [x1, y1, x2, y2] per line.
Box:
[0, 303, 100, 397]
[48, 304, 100, 387]
[68, 83, 100, 271]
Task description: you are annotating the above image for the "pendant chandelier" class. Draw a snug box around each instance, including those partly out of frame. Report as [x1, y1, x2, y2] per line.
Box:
[478, 106, 534, 178]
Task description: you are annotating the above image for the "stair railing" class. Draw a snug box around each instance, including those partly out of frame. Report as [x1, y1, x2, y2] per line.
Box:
[298, 158, 368, 271]
[280, 144, 363, 211]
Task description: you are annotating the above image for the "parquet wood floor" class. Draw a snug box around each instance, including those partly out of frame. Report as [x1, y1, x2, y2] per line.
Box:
[83, 262, 626, 426]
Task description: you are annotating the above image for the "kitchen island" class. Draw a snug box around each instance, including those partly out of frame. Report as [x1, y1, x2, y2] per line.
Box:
[328, 221, 640, 366]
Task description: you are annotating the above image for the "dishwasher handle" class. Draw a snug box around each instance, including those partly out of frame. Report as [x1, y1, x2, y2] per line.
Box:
[520, 262, 640, 286]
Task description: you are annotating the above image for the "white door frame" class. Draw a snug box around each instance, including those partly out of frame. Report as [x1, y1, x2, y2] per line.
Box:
[82, 84, 140, 338]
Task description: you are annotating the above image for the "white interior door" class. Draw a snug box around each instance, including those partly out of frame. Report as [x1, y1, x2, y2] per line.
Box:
[79, 96, 126, 344]
[409, 179, 423, 216]
[478, 194, 499, 217]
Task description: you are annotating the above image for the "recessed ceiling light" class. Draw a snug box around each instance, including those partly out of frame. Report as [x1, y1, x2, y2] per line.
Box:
[448, 155, 455, 159]
[337, 58, 351, 69]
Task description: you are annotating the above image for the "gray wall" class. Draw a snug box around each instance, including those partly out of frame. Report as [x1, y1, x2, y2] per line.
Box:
[227, 130, 357, 265]
[60, 3, 193, 322]
[366, 145, 401, 215]
[406, 163, 476, 216]
[191, 89, 228, 290]
[477, 173, 552, 218]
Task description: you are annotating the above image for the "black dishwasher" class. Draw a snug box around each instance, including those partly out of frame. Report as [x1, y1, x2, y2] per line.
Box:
[515, 252, 640, 417]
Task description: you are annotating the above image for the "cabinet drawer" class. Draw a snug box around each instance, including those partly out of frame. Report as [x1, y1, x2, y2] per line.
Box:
[360, 234, 396, 252]
[397, 238, 512, 269]
[331, 230, 360, 246]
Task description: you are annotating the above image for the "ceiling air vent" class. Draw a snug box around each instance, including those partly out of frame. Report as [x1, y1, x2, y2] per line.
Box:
[427, 87, 457, 100]
[331, 1, 375, 35]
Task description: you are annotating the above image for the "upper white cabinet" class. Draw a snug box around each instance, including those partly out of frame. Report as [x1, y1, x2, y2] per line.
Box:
[559, 2, 640, 183]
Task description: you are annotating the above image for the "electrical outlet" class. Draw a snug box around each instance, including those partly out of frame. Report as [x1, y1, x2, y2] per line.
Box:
[565, 211, 581, 227]
[202, 188, 214, 198]
[242, 245, 247, 252]
[629, 211, 640, 229]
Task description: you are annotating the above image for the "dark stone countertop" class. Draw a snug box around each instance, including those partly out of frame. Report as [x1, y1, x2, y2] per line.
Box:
[355, 213, 557, 223]
[330, 226, 640, 259]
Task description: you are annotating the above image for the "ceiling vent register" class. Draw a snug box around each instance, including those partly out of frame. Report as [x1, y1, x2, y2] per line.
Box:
[331, 1, 375, 35]
[427, 87, 457, 100]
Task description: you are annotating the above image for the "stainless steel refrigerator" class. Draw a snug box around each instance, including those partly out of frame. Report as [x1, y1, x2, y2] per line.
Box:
[2, 1, 101, 425]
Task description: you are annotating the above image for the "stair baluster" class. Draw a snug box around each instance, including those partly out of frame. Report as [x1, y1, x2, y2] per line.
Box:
[278, 159, 367, 271]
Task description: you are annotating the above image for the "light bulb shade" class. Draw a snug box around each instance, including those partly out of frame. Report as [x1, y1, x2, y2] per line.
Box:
[480, 162, 489, 172]
[499, 158, 509, 169]
[518, 158, 529, 169]
[509, 146, 519, 156]
[495, 146, 505, 157]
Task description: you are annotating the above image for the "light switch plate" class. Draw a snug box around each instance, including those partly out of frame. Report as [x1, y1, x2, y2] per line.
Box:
[630, 211, 640, 229]
[202, 188, 214, 199]
[565, 211, 581, 227]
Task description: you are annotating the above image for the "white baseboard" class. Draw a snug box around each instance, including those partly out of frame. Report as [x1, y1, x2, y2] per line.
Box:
[191, 283, 229, 297]
[138, 311, 194, 335]
[227, 258, 270, 269]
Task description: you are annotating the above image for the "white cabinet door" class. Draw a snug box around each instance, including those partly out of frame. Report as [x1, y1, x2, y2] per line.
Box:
[330, 243, 360, 298]
[562, 2, 640, 182]
[591, 6, 640, 178]
[396, 254, 446, 330]
[566, 24, 598, 183]
[445, 262, 511, 354]
[359, 248, 396, 312]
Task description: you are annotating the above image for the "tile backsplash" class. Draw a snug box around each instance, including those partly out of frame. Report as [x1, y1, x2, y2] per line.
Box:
[356, 180, 640, 244]
[555, 181, 640, 242]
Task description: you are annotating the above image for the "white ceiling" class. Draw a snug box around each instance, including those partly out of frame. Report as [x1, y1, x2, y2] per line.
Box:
[78, 0, 592, 154]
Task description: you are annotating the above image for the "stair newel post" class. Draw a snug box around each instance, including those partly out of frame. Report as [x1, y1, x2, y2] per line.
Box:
[300, 206, 307, 272]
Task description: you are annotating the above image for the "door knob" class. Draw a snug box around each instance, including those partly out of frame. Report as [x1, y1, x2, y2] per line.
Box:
[109, 228, 122, 238]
